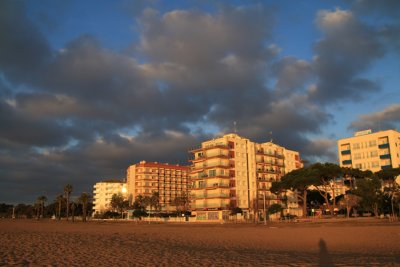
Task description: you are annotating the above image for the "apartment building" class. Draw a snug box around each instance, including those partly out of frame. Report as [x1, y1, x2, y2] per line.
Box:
[126, 161, 190, 211]
[189, 133, 303, 221]
[338, 129, 400, 172]
[93, 180, 127, 215]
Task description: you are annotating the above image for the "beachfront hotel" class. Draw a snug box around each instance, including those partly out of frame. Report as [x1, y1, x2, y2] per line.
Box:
[126, 161, 190, 211]
[92, 180, 127, 215]
[189, 133, 303, 221]
[337, 129, 400, 172]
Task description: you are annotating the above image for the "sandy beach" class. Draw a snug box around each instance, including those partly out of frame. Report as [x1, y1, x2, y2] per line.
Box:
[0, 218, 399, 266]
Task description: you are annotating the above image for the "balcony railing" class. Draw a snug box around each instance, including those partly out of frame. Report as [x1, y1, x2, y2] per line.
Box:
[381, 164, 392, 170]
[379, 154, 391, 159]
[378, 143, 389, 149]
[257, 169, 276, 174]
[341, 150, 351, 155]
[256, 150, 284, 158]
[191, 183, 230, 189]
[342, 160, 352, 165]
[192, 193, 230, 199]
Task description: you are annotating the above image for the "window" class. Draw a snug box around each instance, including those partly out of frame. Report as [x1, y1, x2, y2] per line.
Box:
[369, 140, 377, 147]
[352, 143, 360, 150]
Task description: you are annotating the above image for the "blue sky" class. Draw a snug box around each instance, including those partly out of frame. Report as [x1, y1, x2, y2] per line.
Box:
[1, 0, 399, 203]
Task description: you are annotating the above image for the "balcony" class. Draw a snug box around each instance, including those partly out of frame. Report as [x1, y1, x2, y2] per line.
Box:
[341, 150, 351, 155]
[191, 182, 230, 190]
[206, 174, 230, 179]
[379, 154, 391, 159]
[257, 169, 276, 174]
[378, 143, 389, 149]
[342, 160, 352, 165]
[191, 173, 208, 179]
[256, 150, 284, 159]
[381, 164, 392, 170]
[205, 183, 230, 189]
[201, 162, 231, 169]
[193, 193, 230, 199]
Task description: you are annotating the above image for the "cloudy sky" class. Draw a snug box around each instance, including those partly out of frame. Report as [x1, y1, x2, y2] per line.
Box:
[1, 0, 399, 204]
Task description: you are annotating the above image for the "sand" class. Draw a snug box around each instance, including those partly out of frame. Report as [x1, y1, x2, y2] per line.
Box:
[0, 218, 399, 266]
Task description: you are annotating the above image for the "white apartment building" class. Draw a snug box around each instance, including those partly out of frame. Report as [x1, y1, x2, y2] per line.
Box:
[92, 180, 127, 215]
[338, 129, 400, 172]
[189, 133, 303, 221]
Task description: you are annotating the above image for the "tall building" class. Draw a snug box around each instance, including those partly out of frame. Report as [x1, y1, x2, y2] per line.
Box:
[189, 133, 303, 221]
[337, 129, 400, 172]
[93, 180, 127, 215]
[126, 161, 190, 211]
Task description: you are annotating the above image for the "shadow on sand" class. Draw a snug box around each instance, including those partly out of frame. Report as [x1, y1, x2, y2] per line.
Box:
[318, 238, 334, 267]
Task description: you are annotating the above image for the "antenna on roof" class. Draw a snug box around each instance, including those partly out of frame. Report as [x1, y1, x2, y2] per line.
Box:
[234, 121, 237, 134]
[269, 131, 273, 143]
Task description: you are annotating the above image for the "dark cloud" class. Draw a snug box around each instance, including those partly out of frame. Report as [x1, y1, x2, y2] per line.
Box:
[0, 1, 52, 84]
[348, 0, 400, 19]
[347, 0, 400, 53]
[310, 9, 384, 104]
[348, 104, 400, 131]
[0, 99, 70, 147]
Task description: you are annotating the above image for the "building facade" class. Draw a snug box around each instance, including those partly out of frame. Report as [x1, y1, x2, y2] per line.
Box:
[189, 133, 303, 221]
[93, 180, 127, 215]
[126, 161, 190, 211]
[338, 129, 400, 172]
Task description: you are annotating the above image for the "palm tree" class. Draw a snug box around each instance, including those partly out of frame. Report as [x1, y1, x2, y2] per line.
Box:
[37, 195, 47, 219]
[64, 184, 73, 221]
[78, 192, 91, 222]
[55, 194, 64, 220]
[71, 201, 75, 222]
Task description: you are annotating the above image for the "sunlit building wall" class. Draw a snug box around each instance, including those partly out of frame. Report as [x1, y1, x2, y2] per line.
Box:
[126, 161, 190, 211]
[337, 129, 400, 172]
[93, 180, 127, 215]
[189, 133, 303, 221]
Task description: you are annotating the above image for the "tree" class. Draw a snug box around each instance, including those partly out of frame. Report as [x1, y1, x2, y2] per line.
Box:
[150, 192, 160, 212]
[375, 168, 400, 187]
[78, 192, 91, 222]
[142, 196, 152, 211]
[64, 184, 73, 221]
[341, 167, 373, 190]
[71, 201, 76, 222]
[309, 163, 342, 216]
[36, 195, 47, 219]
[229, 206, 243, 223]
[0, 203, 13, 218]
[268, 203, 283, 216]
[274, 167, 316, 217]
[110, 193, 129, 217]
[354, 176, 382, 216]
[376, 168, 400, 218]
[132, 195, 147, 218]
[172, 193, 189, 214]
[55, 194, 64, 220]
[14, 203, 35, 218]
[339, 194, 361, 218]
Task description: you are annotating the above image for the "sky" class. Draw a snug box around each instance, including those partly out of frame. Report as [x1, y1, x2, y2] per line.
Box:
[1, 0, 399, 204]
